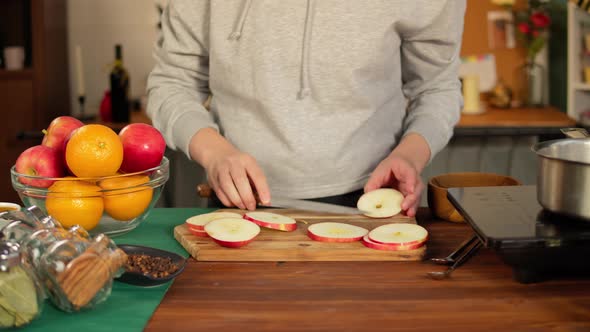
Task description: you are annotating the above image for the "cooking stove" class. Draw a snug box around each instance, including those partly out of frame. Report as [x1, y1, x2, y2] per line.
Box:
[447, 185, 590, 283]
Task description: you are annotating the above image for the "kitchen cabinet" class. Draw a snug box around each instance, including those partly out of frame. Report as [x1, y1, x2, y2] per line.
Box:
[0, 0, 70, 202]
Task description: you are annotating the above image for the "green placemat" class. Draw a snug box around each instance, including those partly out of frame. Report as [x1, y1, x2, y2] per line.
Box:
[21, 208, 212, 332]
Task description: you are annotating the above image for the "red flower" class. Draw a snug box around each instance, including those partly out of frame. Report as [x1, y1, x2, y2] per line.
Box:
[532, 30, 540, 37]
[518, 22, 531, 35]
[530, 12, 551, 28]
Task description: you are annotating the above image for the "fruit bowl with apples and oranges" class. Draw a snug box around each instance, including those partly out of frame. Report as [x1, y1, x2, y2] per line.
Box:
[10, 117, 169, 236]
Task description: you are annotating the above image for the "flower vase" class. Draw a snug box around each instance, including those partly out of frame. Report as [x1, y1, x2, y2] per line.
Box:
[520, 59, 545, 107]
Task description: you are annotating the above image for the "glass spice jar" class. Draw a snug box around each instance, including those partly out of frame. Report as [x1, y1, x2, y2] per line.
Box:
[0, 240, 44, 329]
[39, 234, 127, 312]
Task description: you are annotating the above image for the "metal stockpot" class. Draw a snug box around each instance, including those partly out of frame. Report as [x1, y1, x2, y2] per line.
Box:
[531, 128, 590, 220]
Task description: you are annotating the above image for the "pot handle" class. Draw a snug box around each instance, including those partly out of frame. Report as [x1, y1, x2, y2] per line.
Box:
[560, 128, 589, 139]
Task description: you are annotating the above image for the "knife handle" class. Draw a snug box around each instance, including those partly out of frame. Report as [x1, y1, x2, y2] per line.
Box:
[195, 183, 261, 203]
[196, 183, 213, 198]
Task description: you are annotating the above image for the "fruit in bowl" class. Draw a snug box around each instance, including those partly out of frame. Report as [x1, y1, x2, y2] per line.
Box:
[11, 120, 169, 236]
[11, 156, 169, 236]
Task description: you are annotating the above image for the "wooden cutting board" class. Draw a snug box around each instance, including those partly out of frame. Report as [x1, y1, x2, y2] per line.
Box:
[174, 209, 426, 261]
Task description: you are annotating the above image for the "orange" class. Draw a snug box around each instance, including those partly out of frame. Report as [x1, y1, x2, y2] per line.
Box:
[99, 174, 153, 221]
[46, 178, 104, 230]
[65, 124, 123, 178]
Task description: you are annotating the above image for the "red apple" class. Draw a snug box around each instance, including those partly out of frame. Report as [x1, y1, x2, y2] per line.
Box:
[41, 116, 84, 156]
[357, 188, 404, 218]
[119, 123, 166, 173]
[188, 226, 209, 237]
[186, 212, 243, 231]
[204, 218, 260, 248]
[15, 145, 65, 188]
[361, 235, 425, 251]
[307, 222, 368, 243]
[243, 212, 298, 232]
[367, 223, 428, 246]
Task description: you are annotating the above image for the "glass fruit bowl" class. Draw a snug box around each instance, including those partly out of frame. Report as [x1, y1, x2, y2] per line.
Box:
[10, 157, 169, 236]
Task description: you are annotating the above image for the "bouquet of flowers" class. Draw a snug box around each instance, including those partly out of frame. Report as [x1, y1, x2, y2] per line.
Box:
[514, 0, 552, 62]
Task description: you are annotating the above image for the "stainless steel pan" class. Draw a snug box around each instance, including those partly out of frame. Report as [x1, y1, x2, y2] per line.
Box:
[532, 128, 590, 220]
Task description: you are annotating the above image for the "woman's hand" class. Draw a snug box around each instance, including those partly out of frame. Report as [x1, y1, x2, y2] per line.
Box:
[364, 154, 424, 217]
[189, 128, 270, 210]
[364, 133, 430, 217]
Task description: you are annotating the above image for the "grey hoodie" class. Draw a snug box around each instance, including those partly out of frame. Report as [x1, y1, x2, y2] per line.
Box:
[147, 0, 466, 199]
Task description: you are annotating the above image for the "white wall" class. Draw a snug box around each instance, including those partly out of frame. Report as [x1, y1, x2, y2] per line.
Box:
[67, 0, 168, 117]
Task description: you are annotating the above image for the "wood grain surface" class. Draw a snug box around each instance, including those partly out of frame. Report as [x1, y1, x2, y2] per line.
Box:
[147, 208, 590, 332]
[457, 107, 576, 128]
[174, 209, 426, 261]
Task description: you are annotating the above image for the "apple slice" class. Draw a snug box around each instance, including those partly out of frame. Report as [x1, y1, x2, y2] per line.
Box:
[204, 218, 260, 248]
[361, 235, 425, 251]
[188, 226, 209, 237]
[243, 212, 297, 232]
[186, 212, 243, 231]
[357, 188, 404, 218]
[307, 222, 368, 243]
[367, 223, 428, 247]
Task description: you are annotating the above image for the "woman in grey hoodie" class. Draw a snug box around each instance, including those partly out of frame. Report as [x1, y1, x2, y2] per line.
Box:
[147, 0, 466, 217]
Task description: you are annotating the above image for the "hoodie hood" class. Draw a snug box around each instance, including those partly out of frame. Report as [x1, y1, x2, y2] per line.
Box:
[229, 0, 315, 99]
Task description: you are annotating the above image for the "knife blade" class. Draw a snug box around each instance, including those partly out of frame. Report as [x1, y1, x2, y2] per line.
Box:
[196, 183, 360, 215]
[268, 196, 360, 215]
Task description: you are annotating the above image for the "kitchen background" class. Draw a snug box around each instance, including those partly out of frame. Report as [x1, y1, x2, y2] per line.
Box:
[0, 0, 580, 206]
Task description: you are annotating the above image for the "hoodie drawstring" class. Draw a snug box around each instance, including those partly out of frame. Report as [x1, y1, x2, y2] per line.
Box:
[298, 0, 314, 99]
[229, 0, 314, 99]
[228, 0, 252, 40]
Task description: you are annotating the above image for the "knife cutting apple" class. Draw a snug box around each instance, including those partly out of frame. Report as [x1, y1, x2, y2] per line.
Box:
[195, 183, 404, 217]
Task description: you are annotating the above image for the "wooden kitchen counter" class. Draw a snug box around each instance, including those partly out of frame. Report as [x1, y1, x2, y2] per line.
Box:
[455, 106, 577, 137]
[145, 208, 590, 331]
[112, 106, 575, 137]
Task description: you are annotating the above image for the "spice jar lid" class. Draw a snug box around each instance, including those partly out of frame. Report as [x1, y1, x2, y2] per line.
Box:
[26, 206, 61, 228]
[0, 241, 21, 271]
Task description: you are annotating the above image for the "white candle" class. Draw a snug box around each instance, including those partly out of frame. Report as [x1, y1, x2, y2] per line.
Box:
[75, 45, 85, 96]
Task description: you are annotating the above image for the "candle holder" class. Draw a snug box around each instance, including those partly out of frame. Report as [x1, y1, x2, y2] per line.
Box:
[76, 95, 94, 121]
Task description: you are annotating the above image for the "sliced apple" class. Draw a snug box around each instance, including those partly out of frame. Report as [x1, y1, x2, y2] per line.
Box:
[188, 226, 209, 237]
[361, 235, 425, 251]
[357, 188, 404, 218]
[204, 218, 260, 248]
[367, 223, 428, 247]
[186, 212, 243, 231]
[243, 212, 297, 232]
[307, 222, 368, 243]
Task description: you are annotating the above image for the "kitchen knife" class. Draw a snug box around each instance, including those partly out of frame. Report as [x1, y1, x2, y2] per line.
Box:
[196, 183, 361, 215]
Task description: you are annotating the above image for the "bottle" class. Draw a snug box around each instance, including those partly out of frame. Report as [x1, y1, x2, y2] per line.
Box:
[110, 44, 130, 123]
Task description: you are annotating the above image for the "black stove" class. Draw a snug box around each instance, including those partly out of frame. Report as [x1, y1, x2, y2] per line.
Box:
[447, 185, 590, 283]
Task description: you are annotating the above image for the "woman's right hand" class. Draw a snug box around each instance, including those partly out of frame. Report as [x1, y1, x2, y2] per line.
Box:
[189, 128, 270, 210]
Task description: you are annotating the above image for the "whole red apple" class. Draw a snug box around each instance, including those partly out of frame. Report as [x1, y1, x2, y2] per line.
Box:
[42, 116, 84, 156]
[119, 123, 166, 173]
[15, 145, 65, 188]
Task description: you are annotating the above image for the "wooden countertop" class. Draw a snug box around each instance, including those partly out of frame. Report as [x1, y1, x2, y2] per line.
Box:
[113, 106, 575, 129]
[97, 106, 575, 137]
[144, 208, 590, 331]
[456, 106, 576, 128]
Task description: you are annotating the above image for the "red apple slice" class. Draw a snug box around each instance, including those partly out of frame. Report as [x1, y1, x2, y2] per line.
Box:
[204, 218, 260, 248]
[307, 222, 368, 242]
[243, 212, 297, 232]
[186, 212, 243, 231]
[357, 188, 404, 218]
[367, 223, 428, 246]
[361, 235, 425, 251]
[188, 226, 209, 237]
